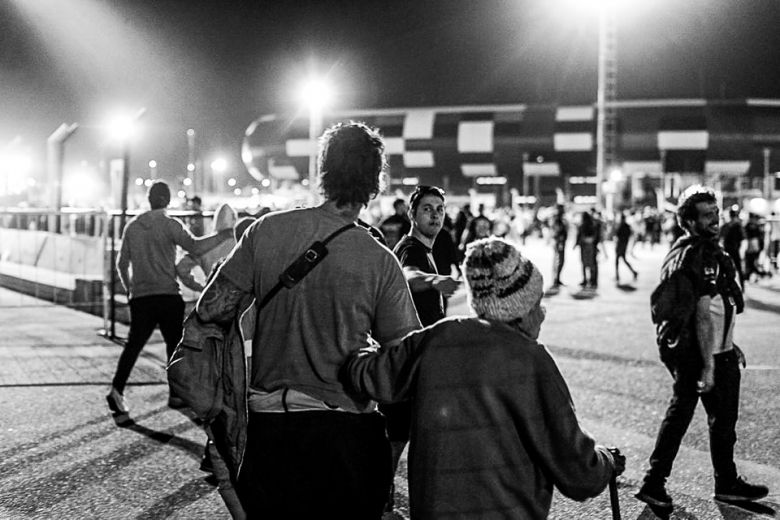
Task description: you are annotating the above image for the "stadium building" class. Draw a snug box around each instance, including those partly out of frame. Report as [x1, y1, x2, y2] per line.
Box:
[242, 98, 780, 210]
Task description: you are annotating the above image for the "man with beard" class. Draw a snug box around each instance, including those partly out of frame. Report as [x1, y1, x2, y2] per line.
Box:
[636, 185, 768, 510]
[381, 184, 460, 513]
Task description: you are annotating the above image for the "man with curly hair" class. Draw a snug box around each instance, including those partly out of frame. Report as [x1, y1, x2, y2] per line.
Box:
[194, 121, 421, 518]
[636, 185, 768, 510]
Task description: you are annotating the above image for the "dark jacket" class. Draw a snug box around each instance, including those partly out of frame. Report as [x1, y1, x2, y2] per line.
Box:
[347, 317, 615, 519]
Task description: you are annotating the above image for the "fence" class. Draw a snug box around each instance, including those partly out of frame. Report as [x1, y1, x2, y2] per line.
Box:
[0, 208, 213, 342]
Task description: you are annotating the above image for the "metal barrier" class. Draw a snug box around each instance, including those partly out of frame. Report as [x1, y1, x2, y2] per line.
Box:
[0, 208, 213, 343]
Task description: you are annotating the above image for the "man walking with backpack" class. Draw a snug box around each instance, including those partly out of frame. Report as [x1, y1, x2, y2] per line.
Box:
[636, 185, 768, 509]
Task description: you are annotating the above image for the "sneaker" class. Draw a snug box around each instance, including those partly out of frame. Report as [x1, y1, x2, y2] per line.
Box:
[106, 387, 129, 414]
[635, 482, 673, 509]
[714, 476, 769, 502]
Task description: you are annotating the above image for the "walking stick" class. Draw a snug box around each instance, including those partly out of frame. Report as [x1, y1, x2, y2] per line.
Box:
[609, 474, 621, 520]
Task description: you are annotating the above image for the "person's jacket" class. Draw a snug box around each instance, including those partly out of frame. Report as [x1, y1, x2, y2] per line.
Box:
[177, 296, 253, 518]
[346, 317, 615, 519]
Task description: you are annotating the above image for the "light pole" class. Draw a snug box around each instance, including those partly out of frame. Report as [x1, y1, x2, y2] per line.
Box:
[595, 1, 617, 211]
[108, 108, 146, 235]
[299, 77, 333, 205]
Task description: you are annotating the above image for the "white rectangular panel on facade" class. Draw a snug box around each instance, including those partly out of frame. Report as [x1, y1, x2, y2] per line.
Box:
[657, 131, 709, 150]
[457, 121, 494, 153]
[622, 161, 663, 176]
[556, 106, 594, 121]
[554, 133, 593, 151]
[403, 110, 436, 139]
[523, 162, 560, 176]
[384, 137, 405, 155]
[704, 161, 750, 176]
[460, 163, 496, 177]
[285, 138, 314, 157]
[404, 151, 435, 168]
[268, 163, 299, 180]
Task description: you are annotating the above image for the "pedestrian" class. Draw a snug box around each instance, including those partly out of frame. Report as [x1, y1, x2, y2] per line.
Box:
[459, 203, 492, 256]
[636, 185, 768, 509]
[551, 203, 568, 287]
[574, 210, 599, 289]
[379, 197, 411, 250]
[187, 195, 205, 237]
[744, 213, 766, 282]
[345, 237, 626, 519]
[194, 121, 421, 518]
[719, 205, 745, 287]
[380, 184, 460, 513]
[176, 203, 238, 312]
[107, 181, 233, 415]
[614, 210, 638, 284]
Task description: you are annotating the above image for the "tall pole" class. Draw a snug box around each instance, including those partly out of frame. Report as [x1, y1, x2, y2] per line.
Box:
[308, 105, 323, 205]
[595, 2, 617, 211]
[119, 141, 130, 236]
[187, 128, 196, 195]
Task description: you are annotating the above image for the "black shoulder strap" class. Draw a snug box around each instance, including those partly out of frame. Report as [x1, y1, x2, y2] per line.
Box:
[256, 223, 357, 311]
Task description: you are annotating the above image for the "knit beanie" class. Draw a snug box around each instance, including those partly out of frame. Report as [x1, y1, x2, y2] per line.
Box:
[463, 237, 544, 321]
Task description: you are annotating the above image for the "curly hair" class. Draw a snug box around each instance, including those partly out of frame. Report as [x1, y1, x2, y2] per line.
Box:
[317, 121, 387, 207]
[676, 184, 717, 230]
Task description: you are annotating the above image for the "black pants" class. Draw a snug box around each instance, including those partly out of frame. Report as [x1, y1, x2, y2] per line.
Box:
[236, 411, 392, 519]
[645, 349, 740, 486]
[553, 241, 566, 285]
[111, 294, 185, 393]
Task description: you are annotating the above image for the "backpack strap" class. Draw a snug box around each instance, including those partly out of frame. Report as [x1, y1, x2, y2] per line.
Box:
[256, 223, 358, 311]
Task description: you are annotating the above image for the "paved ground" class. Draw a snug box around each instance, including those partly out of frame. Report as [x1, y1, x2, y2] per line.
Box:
[0, 237, 778, 519]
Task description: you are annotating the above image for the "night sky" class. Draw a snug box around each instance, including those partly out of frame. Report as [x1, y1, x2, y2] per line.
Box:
[2, 0, 780, 189]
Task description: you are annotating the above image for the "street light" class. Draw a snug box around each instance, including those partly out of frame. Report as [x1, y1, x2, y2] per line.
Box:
[298, 76, 334, 204]
[107, 107, 146, 234]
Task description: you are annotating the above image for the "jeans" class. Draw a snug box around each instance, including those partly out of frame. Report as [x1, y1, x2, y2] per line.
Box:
[236, 411, 392, 519]
[645, 349, 740, 486]
[111, 294, 185, 393]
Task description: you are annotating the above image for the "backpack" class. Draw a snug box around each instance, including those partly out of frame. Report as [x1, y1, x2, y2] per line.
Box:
[650, 270, 697, 364]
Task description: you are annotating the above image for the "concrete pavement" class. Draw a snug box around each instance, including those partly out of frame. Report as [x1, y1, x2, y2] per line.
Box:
[1, 237, 778, 519]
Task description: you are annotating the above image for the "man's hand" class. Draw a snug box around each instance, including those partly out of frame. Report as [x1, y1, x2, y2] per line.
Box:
[606, 446, 626, 476]
[432, 276, 461, 297]
[697, 365, 715, 393]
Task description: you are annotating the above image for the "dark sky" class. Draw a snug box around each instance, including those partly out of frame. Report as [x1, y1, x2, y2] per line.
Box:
[2, 0, 780, 186]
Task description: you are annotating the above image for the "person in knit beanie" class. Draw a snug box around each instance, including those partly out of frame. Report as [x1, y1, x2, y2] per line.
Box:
[463, 236, 545, 329]
[345, 236, 626, 519]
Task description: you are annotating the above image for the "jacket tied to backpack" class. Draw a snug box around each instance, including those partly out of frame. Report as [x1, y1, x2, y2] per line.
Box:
[650, 235, 743, 366]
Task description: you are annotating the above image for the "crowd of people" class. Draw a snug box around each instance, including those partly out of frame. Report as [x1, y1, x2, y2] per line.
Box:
[104, 121, 769, 519]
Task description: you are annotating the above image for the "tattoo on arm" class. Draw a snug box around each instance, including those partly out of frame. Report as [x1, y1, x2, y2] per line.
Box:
[196, 273, 247, 325]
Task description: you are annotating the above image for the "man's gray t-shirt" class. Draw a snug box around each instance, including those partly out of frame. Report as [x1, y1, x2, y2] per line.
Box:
[218, 207, 421, 412]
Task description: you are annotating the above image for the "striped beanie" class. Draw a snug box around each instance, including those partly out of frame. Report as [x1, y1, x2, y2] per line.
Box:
[463, 237, 544, 321]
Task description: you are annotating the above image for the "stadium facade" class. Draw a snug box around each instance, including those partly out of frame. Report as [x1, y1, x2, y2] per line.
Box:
[242, 98, 780, 209]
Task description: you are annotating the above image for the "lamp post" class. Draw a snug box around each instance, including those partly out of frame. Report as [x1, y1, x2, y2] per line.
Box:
[595, 1, 618, 212]
[108, 108, 146, 235]
[299, 77, 333, 205]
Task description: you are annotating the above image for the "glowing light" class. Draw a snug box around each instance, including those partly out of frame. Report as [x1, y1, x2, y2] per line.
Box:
[301, 179, 310, 187]
[148, 160, 157, 168]
[608, 168, 624, 182]
[134, 177, 144, 186]
[187, 163, 195, 172]
[106, 108, 145, 142]
[183, 177, 192, 186]
[144, 179, 153, 187]
[252, 186, 261, 194]
[0, 151, 33, 196]
[227, 178, 236, 187]
[233, 188, 242, 196]
[298, 76, 334, 111]
[177, 190, 187, 199]
[261, 179, 271, 188]
[211, 157, 228, 173]
[475, 176, 507, 185]
[402, 177, 420, 186]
